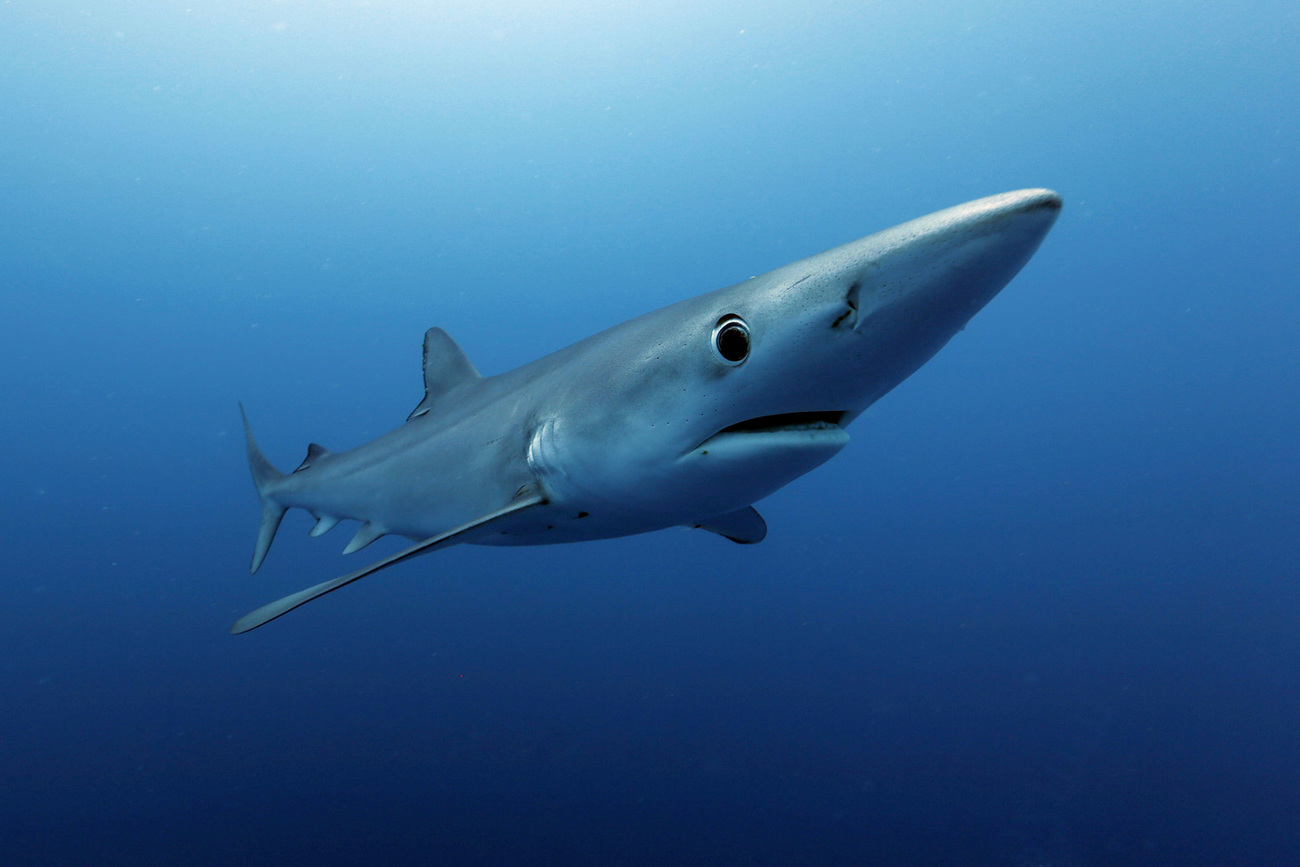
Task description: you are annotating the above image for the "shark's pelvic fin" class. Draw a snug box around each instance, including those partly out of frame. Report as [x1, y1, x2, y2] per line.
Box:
[309, 514, 341, 537]
[240, 403, 287, 574]
[230, 489, 549, 634]
[343, 521, 386, 555]
[691, 506, 767, 544]
[407, 327, 482, 421]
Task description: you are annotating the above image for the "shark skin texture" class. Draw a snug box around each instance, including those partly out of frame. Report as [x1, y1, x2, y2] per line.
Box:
[233, 189, 1062, 633]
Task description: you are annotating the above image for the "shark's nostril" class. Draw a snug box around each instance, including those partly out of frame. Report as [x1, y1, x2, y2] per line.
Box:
[833, 281, 862, 329]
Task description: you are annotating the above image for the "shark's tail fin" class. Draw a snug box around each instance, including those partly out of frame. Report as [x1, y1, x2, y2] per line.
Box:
[239, 403, 286, 574]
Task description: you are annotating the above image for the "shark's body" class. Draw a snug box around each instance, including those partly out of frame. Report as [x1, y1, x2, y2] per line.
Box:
[235, 189, 1061, 633]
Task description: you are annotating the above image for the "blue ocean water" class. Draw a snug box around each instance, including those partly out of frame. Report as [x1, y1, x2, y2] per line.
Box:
[2, 2, 1297, 864]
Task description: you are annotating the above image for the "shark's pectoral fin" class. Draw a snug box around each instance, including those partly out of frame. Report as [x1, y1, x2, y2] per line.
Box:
[231, 489, 548, 635]
[690, 506, 767, 544]
[407, 327, 482, 421]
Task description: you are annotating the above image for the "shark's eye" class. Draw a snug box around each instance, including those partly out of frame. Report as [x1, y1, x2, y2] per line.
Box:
[712, 315, 750, 365]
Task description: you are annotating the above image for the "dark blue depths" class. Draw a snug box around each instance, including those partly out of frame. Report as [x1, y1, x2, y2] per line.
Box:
[2, 3, 1297, 865]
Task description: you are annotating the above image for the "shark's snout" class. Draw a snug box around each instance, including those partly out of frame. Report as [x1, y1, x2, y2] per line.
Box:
[998, 188, 1062, 214]
[847, 189, 1058, 318]
[974, 188, 1062, 254]
[947, 187, 1060, 264]
[777, 188, 1063, 417]
[875, 188, 1062, 298]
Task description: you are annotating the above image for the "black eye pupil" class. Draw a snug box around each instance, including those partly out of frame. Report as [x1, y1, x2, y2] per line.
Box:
[717, 324, 750, 362]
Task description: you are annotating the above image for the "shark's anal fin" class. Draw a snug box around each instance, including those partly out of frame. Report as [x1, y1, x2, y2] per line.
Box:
[690, 506, 767, 544]
[407, 327, 482, 421]
[230, 489, 548, 635]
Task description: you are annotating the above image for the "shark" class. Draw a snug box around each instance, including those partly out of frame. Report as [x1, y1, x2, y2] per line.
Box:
[233, 188, 1061, 634]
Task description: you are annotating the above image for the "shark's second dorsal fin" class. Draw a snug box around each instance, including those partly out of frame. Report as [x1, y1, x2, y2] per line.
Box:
[408, 327, 482, 421]
[294, 443, 332, 473]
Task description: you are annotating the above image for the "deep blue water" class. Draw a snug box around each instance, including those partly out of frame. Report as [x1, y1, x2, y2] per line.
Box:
[3, 3, 1298, 865]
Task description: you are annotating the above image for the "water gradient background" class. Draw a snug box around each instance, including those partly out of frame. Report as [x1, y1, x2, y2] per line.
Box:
[2, 2, 1297, 864]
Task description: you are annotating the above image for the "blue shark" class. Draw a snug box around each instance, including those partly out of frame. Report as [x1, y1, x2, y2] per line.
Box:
[233, 189, 1061, 633]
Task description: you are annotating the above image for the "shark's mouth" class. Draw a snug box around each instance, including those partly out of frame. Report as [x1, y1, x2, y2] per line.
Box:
[716, 410, 847, 435]
[691, 410, 850, 457]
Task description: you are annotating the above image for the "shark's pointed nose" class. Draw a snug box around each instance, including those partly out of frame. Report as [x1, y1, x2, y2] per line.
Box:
[993, 187, 1055, 226]
[951, 187, 1062, 248]
[856, 188, 1061, 308]
[911, 188, 1062, 299]
[829, 188, 1062, 407]
[1005, 188, 1063, 211]
[964, 190, 1059, 283]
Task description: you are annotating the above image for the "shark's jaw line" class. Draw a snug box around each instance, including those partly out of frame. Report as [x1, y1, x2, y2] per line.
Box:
[717, 410, 847, 435]
[232, 188, 1062, 632]
[694, 410, 848, 451]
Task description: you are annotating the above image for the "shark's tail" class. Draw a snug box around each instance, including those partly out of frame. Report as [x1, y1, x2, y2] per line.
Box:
[239, 403, 287, 574]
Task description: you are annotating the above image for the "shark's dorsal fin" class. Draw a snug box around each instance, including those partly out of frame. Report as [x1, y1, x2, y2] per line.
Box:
[293, 443, 332, 473]
[691, 506, 767, 544]
[230, 488, 548, 634]
[408, 327, 482, 421]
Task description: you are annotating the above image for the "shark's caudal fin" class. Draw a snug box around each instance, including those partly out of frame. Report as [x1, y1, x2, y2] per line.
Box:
[230, 488, 548, 634]
[239, 403, 286, 574]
